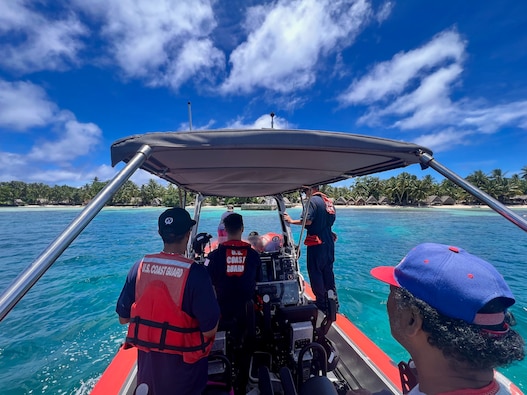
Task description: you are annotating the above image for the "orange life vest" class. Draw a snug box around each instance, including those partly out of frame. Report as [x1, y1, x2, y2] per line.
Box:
[312, 191, 336, 215]
[219, 240, 251, 276]
[125, 253, 213, 364]
[312, 191, 336, 228]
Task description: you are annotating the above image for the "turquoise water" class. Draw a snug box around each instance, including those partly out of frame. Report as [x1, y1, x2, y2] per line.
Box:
[0, 206, 526, 394]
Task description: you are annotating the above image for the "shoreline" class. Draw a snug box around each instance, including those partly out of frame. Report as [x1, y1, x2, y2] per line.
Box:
[334, 204, 527, 210]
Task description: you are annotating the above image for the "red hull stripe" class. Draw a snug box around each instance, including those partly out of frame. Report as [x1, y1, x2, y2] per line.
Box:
[94, 286, 401, 394]
[91, 345, 137, 395]
[303, 283, 401, 391]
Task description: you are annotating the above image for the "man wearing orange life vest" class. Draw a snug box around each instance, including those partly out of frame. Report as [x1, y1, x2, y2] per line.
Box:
[284, 185, 337, 313]
[116, 207, 220, 395]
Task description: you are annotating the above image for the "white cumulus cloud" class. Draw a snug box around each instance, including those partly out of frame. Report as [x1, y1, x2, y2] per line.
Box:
[0, 80, 103, 184]
[0, 80, 57, 130]
[460, 101, 527, 134]
[74, 0, 225, 90]
[221, 0, 372, 94]
[338, 28, 527, 154]
[226, 113, 292, 129]
[0, 0, 87, 73]
[28, 112, 102, 163]
[365, 63, 463, 129]
[339, 29, 465, 105]
[375, 1, 394, 24]
[413, 128, 473, 153]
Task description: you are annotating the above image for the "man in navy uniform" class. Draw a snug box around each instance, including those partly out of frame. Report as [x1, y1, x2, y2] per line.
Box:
[284, 185, 337, 312]
[116, 208, 220, 395]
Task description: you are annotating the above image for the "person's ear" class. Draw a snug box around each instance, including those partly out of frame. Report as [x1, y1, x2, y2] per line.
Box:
[406, 308, 423, 337]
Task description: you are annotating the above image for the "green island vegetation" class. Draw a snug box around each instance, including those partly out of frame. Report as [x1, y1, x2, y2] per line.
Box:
[1, 166, 527, 208]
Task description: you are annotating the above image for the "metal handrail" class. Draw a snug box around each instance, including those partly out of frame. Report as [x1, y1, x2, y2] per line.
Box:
[0, 145, 152, 322]
[419, 151, 527, 233]
[296, 192, 312, 258]
[187, 193, 206, 256]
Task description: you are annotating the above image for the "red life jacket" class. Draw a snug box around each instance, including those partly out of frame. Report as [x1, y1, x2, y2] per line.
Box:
[312, 191, 336, 215]
[219, 240, 252, 277]
[126, 253, 213, 364]
[312, 191, 336, 227]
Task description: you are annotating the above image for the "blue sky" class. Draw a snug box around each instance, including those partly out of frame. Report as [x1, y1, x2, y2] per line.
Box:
[1, 0, 526, 187]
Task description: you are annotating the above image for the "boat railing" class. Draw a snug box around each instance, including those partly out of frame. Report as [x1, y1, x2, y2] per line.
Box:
[0, 145, 153, 323]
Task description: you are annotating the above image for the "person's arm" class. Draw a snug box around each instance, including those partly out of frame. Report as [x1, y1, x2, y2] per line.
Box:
[200, 250, 221, 340]
[283, 212, 312, 226]
[185, 264, 221, 338]
[202, 322, 219, 340]
[116, 261, 140, 324]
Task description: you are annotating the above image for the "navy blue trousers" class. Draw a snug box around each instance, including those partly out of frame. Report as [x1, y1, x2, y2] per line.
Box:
[306, 243, 336, 311]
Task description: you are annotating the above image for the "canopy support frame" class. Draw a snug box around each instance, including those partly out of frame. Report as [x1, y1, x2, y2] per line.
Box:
[0, 144, 153, 322]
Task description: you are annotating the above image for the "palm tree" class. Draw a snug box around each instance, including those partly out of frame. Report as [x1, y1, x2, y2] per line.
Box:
[385, 172, 418, 205]
[437, 179, 463, 201]
[488, 169, 508, 203]
[520, 165, 527, 180]
[163, 184, 180, 207]
[508, 174, 524, 198]
[140, 179, 165, 206]
[351, 176, 383, 200]
[418, 175, 436, 200]
[466, 170, 488, 190]
[0, 183, 10, 205]
[88, 177, 108, 200]
[112, 180, 140, 205]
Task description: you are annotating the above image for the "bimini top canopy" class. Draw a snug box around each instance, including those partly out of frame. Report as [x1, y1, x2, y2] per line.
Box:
[110, 129, 432, 197]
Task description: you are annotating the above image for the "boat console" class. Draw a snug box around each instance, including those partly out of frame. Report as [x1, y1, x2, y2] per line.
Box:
[256, 248, 301, 306]
[205, 242, 339, 394]
[259, 250, 297, 282]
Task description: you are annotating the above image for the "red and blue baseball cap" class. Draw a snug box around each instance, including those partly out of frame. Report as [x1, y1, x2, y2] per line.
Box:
[371, 243, 515, 326]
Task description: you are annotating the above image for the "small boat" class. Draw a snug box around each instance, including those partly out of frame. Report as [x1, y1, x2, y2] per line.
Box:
[0, 129, 525, 395]
[241, 197, 295, 210]
[240, 203, 277, 210]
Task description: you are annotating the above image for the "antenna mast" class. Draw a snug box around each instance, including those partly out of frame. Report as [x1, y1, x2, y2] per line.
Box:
[270, 112, 275, 129]
[188, 101, 193, 131]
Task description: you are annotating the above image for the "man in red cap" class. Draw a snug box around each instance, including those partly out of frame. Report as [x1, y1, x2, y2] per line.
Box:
[116, 207, 220, 395]
[359, 243, 525, 395]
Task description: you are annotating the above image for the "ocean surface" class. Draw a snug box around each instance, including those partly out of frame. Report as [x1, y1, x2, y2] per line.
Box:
[0, 206, 526, 394]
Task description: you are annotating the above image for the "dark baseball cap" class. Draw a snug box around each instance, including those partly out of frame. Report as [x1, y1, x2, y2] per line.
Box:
[158, 208, 196, 236]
